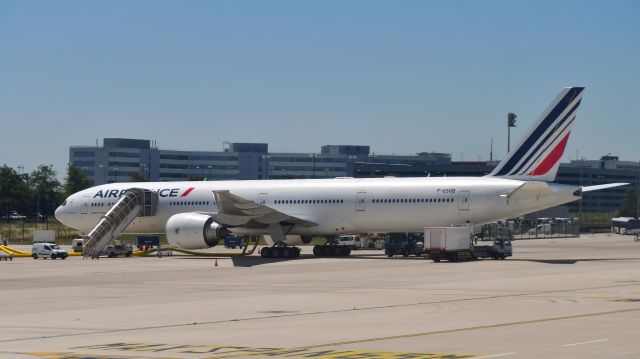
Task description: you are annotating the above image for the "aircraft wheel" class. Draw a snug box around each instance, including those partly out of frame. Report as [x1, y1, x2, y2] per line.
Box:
[260, 247, 272, 258]
[320, 246, 329, 256]
[313, 246, 320, 256]
[282, 247, 291, 258]
[330, 246, 339, 257]
[272, 247, 282, 258]
[338, 246, 347, 256]
[293, 247, 301, 258]
[346, 248, 352, 256]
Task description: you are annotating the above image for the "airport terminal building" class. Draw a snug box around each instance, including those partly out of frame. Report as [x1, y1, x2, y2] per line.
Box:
[69, 139, 639, 214]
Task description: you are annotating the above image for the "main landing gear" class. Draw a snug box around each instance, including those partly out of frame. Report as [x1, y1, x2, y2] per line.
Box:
[260, 245, 301, 259]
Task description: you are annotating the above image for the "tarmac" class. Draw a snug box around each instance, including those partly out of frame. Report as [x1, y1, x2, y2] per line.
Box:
[0, 233, 639, 359]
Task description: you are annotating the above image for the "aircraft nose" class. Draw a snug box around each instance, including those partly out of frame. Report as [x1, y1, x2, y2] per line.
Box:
[54, 205, 66, 224]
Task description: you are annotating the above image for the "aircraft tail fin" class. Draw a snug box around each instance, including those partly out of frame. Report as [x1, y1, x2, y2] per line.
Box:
[488, 87, 585, 182]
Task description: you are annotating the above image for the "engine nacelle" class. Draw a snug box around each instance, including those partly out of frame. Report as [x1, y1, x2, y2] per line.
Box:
[166, 213, 230, 249]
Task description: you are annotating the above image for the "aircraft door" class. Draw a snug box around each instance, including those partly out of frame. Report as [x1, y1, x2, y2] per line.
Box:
[355, 192, 367, 211]
[80, 195, 90, 214]
[458, 190, 470, 211]
[257, 193, 268, 205]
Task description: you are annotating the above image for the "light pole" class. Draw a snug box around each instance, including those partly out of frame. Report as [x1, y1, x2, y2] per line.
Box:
[309, 153, 317, 178]
[507, 112, 517, 153]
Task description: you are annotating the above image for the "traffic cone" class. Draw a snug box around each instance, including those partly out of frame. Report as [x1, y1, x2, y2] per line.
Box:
[214, 259, 218, 266]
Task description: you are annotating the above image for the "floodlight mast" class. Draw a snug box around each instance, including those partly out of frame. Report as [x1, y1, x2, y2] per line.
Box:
[507, 112, 517, 153]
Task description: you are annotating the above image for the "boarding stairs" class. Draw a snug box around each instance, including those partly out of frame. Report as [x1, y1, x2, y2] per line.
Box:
[83, 188, 158, 259]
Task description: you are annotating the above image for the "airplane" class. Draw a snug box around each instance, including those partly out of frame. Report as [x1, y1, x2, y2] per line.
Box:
[55, 87, 627, 258]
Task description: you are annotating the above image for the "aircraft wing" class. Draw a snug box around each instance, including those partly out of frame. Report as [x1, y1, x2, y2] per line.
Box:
[582, 183, 629, 192]
[501, 181, 555, 201]
[207, 190, 317, 229]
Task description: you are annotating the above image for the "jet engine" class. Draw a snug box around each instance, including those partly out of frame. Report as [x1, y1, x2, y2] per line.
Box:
[166, 213, 230, 249]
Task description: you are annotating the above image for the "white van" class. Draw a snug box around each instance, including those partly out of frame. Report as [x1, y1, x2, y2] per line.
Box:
[529, 223, 552, 236]
[32, 243, 68, 260]
[71, 238, 84, 253]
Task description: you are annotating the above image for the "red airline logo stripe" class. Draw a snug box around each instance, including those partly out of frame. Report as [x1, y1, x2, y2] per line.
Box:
[528, 132, 571, 176]
[180, 187, 195, 197]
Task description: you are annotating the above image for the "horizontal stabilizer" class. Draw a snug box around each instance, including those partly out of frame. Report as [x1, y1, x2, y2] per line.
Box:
[500, 181, 554, 201]
[582, 183, 629, 192]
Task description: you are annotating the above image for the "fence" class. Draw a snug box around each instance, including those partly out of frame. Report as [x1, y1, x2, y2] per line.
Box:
[479, 220, 580, 240]
[0, 220, 79, 244]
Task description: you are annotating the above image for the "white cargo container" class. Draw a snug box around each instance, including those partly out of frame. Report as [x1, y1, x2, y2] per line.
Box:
[424, 227, 473, 262]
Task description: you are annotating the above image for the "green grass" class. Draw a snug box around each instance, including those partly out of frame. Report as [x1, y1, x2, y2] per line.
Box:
[0, 220, 80, 245]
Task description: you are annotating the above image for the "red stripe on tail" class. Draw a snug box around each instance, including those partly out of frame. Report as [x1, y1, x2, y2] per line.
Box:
[528, 132, 571, 176]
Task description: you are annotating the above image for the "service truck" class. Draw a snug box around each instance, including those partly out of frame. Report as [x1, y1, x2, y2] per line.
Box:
[424, 227, 512, 262]
[384, 233, 424, 257]
[100, 239, 134, 258]
[470, 227, 513, 260]
[337, 234, 361, 249]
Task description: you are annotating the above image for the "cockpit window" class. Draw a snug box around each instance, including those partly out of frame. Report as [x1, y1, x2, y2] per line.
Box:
[61, 200, 67, 206]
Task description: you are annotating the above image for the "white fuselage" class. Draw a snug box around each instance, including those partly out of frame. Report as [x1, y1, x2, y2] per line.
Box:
[55, 177, 581, 236]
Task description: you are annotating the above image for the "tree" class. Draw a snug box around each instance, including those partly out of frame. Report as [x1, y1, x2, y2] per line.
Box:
[188, 175, 205, 181]
[0, 166, 29, 219]
[28, 165, 62, 218]
[130, 172, 148, 182]
[617, 188, 639, 217]
[64, 164, 92, 197]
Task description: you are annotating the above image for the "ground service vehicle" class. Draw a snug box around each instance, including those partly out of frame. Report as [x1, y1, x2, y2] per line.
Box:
[71, 238, 84, 253]
[338, 234, 361, 249]
[424, 227, 472, 262]
[424, 227, 512, 262]
[72, 238, 84, 252]
[32, 243, 68, 260]
[611, 217, 640, 235]
[471, 228, 513, 260]
[384, 233, 424, 257]
[101, 239, 133, 258]
[224, 236, 244, 249]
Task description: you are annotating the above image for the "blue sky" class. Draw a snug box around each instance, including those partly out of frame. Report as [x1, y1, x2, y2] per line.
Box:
[1, 0, 638, 176]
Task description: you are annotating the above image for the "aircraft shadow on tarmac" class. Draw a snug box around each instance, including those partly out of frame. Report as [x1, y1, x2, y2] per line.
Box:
[172, 254, 640, 267]
[228, 253, 407, 267]
[173, 253, 430, 267]
[509, 257, 640, 265]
